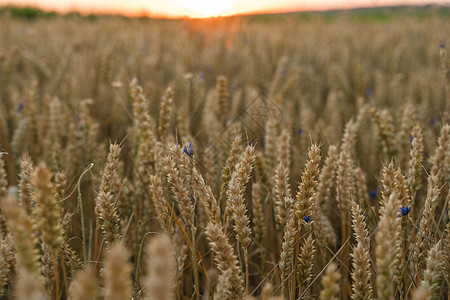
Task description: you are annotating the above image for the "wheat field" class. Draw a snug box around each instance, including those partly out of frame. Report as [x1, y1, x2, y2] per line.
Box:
[0, 7, 448, 300]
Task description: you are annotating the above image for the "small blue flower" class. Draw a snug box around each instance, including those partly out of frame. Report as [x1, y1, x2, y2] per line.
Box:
[296, 128, 303, 136]
[281, 67, 288, 78]
[304, 216, 311, 223]
[398, 206, 411, 218]
[198, 71, 205, 83]
[365, 87, 373, 98]
[439, 43, 446, 49]
[430, 118, 437, 125]
[183, 142, 194, 158]
[369, 189, 378, 200]
[259, 137, 265, 148]
[16, 101, 25, 113]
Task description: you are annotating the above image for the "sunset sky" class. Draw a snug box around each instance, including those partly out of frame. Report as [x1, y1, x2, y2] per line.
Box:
[1, 0, 449, 18]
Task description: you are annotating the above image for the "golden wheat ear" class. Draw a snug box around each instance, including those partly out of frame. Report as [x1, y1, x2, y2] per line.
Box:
[142, 234, 176, 300]
[1, 195, 41, 278]
[319, 262, 341, 300]
[205, 221, 244, 298]
[375, 192, 401, 299]
[103, 242, 132, 300]
[95, 143, 122, 245]
[32, 163, 64, 253]
[68, 265, 99, 300]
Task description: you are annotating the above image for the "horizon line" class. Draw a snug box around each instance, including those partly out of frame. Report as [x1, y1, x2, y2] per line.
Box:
[0, 2, 448, 19]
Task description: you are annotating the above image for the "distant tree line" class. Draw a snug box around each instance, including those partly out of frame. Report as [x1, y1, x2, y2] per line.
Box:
[0, 6, 99, 20]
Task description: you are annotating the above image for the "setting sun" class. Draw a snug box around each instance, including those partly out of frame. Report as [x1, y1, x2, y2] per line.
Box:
[0, 0, 449, 18]
[176, 0, 237, 17]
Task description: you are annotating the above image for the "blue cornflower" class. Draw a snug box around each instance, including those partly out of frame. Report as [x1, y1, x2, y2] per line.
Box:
[183, 142, 194, 158]
[198, 71, 205, 83]
[410, 134, 414, 143]
[304, 216, 311, 223]
[296, 128, 303, 136]
[369, 189, 378, 200]
[429, 118, 438, 126]
[259, 137, 265, 148]
[398, 206, 411, 218]
[16, 101, 25, 113]
[439, 43, 446, 49]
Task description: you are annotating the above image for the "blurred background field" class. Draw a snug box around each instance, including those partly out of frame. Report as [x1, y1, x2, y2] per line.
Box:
[0, 4, 448, 299]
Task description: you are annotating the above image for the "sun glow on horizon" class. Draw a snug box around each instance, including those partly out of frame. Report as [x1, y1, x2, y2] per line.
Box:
[176, 0, 237, 17]
[1, 0, 449, 18]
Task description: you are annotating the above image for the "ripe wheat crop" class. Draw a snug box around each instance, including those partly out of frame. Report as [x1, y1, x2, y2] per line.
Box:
[0, 7, 448, 299]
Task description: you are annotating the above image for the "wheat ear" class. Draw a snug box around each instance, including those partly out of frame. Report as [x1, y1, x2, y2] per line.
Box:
[68, 265, 99, 300]
[142, 234, 176, 300]
[94, 143, 122, 245]
[319, 262, 341, 300]
[104, 242, 132, 300]
[205, 222, 244, 298]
